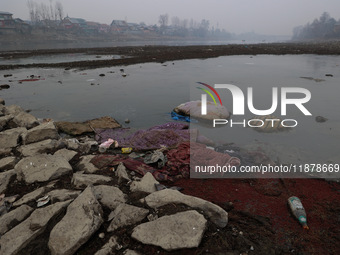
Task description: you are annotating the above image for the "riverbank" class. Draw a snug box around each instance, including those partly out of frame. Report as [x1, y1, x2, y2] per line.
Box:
[0, 100, 340, 254]
[1, 41, 340, 70]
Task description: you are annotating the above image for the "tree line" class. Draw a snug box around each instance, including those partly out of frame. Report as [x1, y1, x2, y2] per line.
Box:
[27, 0, 64, 24]
[158, 13, 231, 38]
[293, 12, 340, 40]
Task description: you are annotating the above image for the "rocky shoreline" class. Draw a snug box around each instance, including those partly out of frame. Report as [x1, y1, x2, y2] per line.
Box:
[1, 41, 340, 70]
[0, 99, 263, 255]
[1, 98, 340, 254]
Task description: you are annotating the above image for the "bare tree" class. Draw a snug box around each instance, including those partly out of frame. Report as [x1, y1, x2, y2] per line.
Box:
[158, 14, 168, 27]
[38, 3, 50, 21]
[27, 0, 36, 23]
[55, 1, 64, 21]
[171, 16, 180, 27]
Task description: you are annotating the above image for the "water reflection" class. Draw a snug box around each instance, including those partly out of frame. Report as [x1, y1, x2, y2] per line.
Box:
[0, 54, 339, 164]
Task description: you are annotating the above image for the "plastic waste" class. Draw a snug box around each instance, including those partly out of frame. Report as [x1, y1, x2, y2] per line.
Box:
[121, 147, 132, 154]
[99, 138, 118, 153]
[288, 196, 309, 229]
[171, 111, 191, 122]
[37, 195, 50, 207]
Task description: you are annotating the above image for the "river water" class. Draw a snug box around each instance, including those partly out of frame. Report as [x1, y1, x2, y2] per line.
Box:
[0, 54, 339, 166]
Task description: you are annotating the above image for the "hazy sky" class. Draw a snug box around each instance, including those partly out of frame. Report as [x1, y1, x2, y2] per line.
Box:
[2, 0, 340, 35]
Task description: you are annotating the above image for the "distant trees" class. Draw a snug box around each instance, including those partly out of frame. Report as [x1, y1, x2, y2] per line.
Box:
[293, 12, 340, 40]
[158, 14, 169, 28]
[158, 14, 231, 38]
[27, 0, 65, 24]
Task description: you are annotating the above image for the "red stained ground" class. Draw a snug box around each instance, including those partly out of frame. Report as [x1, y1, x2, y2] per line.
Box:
[174, 178, 340, 254]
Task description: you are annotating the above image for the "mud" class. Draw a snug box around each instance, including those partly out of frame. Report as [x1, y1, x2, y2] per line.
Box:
[1, 41, 340, 70]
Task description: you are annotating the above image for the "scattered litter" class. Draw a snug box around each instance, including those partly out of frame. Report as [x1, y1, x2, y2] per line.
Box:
[171, 111, 191, 122]
[128, 152, 145, 159]
[325, 74, 333, 77]
[125, 118, 130, 124]
[86, 79, 96, 82]
[99, 138, 118, 149]
[18, 78, 44, 82]
[122, 147, 132, 154]
[288, 196, 309, 229]
[144, 150, 167, 168]
[98, 233, 105, 239]
[36, 195, 50, 207]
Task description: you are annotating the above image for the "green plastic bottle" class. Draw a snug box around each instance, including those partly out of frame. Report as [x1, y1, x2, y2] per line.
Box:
[288, 196, 309, 229]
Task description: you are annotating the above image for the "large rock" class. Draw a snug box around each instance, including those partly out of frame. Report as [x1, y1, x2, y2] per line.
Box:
[124, 250, 141, 255]
[142, 189, 228, 228]
[0, 156, 16, 171]
[0, 169, 16, 194]
[94, 236, 119, 255]
[76, 155, 99, 173]
[54, 149, 78, 162]
[22, 121, 59, 144]
[116, 162, 131, 184]
[10, 111, 39, 129]
[93, 185, 127, 210]
[107, 203, 149, 232]
[130, 172, 159, 194]
[72, 173, 113, 189]
[174, 100, 229, 120]
[55, 116, 121, 136]
[0, 127, 27, 149]
[18, 139, 60, 157]
[0, 115, 13, 131]
[46, 189, 81, 203]
[48, 186, 103, 255]
[15, 154, 73, 184]
[0, 200, 71, 255]
[2, 105, 24, 115]
[0, 205, 34, 235]
[0, 147, 12, 157]
[13, 186, 48, 207]
[131, 210, 207, 251]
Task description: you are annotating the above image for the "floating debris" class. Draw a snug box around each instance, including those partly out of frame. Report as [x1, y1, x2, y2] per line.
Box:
[300, 76, 325, 82]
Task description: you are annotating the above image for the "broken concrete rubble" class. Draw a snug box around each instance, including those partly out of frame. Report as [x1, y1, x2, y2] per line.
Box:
[48, 186, 103, 255]
[142, 189, 228, 228]
[107, 203, 149, 232]
[0, 200, 71, 255]
[131, 210, 207, 251]
[71, 173, 113, 189]
[130, 172, 159, 193]
[15, 154, 73, 184]
[0, 204, 34, 235]
[22, 121, 59, 144]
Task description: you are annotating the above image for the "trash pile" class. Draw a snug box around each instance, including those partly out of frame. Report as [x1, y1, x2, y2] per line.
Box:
[1, 99, 339, 254]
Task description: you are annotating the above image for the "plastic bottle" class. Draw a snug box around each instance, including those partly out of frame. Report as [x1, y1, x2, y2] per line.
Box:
[288, 196, 309, 229]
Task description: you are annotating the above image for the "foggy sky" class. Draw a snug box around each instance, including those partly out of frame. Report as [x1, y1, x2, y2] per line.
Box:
[3, 0, 340, 35]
